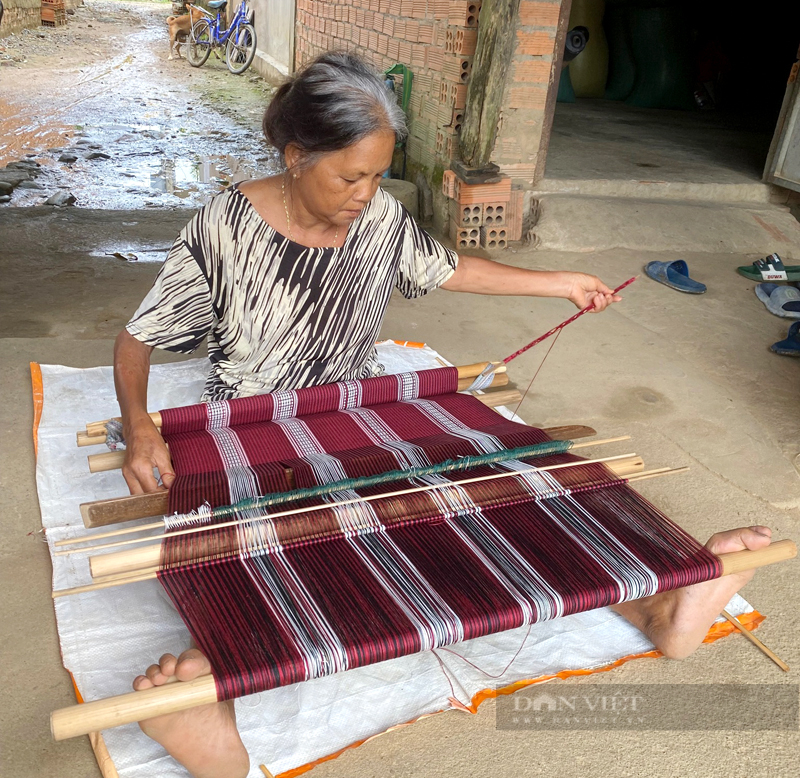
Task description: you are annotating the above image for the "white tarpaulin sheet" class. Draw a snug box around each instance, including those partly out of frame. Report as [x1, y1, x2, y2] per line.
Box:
[35, 343, 753, 777]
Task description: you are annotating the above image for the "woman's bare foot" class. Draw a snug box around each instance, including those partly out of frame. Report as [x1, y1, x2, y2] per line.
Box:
[133, 649, 249, 778]
[613, 526, 772, 659]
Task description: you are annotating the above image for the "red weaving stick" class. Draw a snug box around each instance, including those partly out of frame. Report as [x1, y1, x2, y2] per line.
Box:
[502, 276, 636, 365]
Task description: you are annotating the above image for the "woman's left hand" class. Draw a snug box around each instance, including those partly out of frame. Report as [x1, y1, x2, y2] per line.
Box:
[562, 272, 622, 312]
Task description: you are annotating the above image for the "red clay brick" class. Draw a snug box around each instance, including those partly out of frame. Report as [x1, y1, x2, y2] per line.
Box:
[449, 0, 481, 27]
[507, 85, 547, 109]
[513, 59, 551, 83]
[515, 30, 555, 56]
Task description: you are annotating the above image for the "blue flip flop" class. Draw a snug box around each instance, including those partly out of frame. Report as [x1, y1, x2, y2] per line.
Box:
[771, 322, 800, 356]
[644, 260, 707, 294]
[755, 284, 800, 318]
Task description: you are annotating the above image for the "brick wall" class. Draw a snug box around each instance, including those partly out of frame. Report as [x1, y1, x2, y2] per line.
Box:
[0, 0, 44, 36]
[493, 0, 563, 187]
[295, 1, 481, 180]
[293, 0, 567, 245]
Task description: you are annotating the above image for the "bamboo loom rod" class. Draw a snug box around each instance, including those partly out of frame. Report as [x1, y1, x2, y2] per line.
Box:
[77, 423, 600, 528]
[81, 362, 508, 439]
[59, 436, 632, 550]
[52, 467, 732, 598]
[85, 374, 511, 473]
[50, 538, 798, 741]
[59, 461, 653, 598]
[77, 454, 647, 582]
[79, 451, 639, 556]
[80, 384, 520, 449]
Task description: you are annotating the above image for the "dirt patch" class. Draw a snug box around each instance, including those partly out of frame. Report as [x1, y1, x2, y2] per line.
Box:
[0, 0, 279, 209]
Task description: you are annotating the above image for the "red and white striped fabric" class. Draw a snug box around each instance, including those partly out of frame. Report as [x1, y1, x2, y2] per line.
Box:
[156, 369, 721, 702]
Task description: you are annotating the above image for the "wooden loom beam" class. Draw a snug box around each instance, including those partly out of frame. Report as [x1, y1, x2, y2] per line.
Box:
[81, 454, 646, 582]
[78, 424, 600, 528]
[50, 539, 798, 741]
[79, 386, 520, 448]
[84, 375, 512, 474]
[80, 362, 508, 441]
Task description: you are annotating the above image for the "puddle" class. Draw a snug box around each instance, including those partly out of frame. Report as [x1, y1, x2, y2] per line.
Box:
[91, 247, 172, 263]
[8, 143, 275, 209]
[1, 1, 279, 212]
[143, 154, 255, 197]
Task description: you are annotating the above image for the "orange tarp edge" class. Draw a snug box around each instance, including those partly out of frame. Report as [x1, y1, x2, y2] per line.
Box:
[271, 610, 765, 778]
[30, 362, 44, 456]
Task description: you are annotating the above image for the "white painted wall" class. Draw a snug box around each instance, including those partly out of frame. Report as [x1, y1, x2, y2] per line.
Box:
[249, 0, 296, 84]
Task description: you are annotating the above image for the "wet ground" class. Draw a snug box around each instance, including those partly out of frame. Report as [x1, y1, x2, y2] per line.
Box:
[0, 0, 279, 210]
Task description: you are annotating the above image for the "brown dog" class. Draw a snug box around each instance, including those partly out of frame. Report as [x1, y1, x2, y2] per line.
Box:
[167, 6, 206, 60]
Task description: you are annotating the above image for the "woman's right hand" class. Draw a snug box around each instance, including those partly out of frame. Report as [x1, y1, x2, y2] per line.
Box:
[122, 417, 175, 494]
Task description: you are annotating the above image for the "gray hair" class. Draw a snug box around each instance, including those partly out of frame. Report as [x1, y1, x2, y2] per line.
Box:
[263, 51, 407, 167]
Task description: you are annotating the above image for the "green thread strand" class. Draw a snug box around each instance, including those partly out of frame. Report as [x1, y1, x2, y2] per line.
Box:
[204, 439, 573, 520]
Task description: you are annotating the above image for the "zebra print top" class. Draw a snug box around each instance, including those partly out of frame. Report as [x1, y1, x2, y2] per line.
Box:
[127, 185, 458, 400]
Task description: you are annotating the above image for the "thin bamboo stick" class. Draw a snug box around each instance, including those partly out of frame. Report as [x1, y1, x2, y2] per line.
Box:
[58, 436, 633, 551]
[720, 609, 789, 672]
[78, 423, 600, 528]
[83, 453, 640, 575]
[49, 538, 798, 741]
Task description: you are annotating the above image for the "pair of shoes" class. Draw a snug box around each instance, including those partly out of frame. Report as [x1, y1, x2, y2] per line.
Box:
[755, 284, 800, 318]
[771, 322, 800, 356]
[738, 253, 800, 282]
[644, 260, 706, 294]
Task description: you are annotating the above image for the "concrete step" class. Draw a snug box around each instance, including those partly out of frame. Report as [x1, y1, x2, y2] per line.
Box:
[529, 193, 800, 258]
[538, 177, 785, 205]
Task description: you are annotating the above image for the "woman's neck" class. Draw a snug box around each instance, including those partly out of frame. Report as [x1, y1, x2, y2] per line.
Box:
[285, 176, 334, 236]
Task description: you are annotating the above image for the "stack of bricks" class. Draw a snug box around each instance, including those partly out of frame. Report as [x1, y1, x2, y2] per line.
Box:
[442, 172, 524, 249]
[41, 0, 67, 27]
[294, 0, 482, 176]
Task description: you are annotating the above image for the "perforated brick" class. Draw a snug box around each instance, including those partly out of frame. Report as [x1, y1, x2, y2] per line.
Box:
[450, 221, 481, 249]
[450, 201, 483, 226]
[442, 169, 457, 198]
[482, 202, 506, 226]
[449, 0, 481, 27]
[480, 227, 508, 250]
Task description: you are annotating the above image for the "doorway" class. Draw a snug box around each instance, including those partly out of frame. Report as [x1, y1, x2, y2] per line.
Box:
[543, 1, 800, 190]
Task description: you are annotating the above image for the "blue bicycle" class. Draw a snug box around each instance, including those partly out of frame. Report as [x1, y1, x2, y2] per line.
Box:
[187, 0, 257, 75]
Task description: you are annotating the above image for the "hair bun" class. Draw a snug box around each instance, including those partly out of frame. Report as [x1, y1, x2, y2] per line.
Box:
[262, 51, 407, 165]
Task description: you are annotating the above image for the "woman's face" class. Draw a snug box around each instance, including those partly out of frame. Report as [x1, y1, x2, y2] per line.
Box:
[290, 130, 396, 227]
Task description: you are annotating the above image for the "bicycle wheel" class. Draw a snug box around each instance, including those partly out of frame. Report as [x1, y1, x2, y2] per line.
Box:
[225, 22, 257, 75]
[187, 19, 212, 68]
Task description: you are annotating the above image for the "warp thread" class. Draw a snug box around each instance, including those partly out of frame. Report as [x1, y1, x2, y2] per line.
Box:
[163, 439, 574, 530]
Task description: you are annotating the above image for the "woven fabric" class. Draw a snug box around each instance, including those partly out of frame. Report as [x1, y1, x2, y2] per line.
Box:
[156, 370, 722, 703]
[160, 367, 460, 434]
[161, 368, 556, 514]
[159, 475, 720, 701]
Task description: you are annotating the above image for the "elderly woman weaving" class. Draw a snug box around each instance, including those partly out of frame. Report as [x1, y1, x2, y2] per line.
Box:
[114, 52, 771, 778]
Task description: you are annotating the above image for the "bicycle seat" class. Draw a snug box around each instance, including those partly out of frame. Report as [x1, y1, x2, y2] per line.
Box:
[208, 0, 227, 9]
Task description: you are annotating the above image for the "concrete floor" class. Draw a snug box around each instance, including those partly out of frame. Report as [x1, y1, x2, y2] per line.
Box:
[546, 100, 774, 186]
[2, 202, 799, 777]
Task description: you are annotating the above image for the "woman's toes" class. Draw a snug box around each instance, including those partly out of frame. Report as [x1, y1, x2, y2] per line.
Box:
[132, 674, 153, 691]
[159, 653, 179, 677]
[174, 648, 212, 682]
[706, 526, 772, 555]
